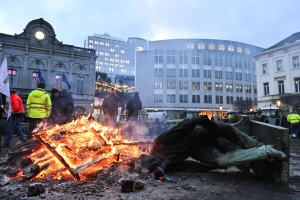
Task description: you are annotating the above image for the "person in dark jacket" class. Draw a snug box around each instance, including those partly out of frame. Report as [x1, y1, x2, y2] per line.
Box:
[102, 88, 120, 126]
[47, 88, 62, 126]
[126, 92, 142, 121]
[60, 89, 74, 124]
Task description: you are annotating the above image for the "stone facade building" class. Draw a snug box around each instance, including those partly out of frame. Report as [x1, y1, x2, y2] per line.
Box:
[0, 18, 97, 114]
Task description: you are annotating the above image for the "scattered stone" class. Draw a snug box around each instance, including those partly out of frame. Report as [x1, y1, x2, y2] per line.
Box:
[0, 175, 11, 186]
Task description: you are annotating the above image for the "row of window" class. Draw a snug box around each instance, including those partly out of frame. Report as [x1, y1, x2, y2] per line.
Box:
[154, 81, 257, 93]
[263, 78, 300, 96]
[262, 56, 300, 74]
[8, 70, 84, 94]
[155, 69, 256, 81]
[180, 43, 250, 53]
[156, 54, 254, 68]
[154, 94, 256, 104]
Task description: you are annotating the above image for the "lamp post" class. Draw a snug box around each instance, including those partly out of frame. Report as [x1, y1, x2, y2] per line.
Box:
[277, 101, 281, 108]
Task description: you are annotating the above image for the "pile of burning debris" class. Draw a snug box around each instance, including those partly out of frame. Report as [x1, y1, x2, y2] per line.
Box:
[0, 116, 165, 197]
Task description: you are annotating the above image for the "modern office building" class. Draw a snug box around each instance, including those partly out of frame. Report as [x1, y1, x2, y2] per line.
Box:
[135, 39, 264, 119]
[0, 18, 97, 112]
[86, 34, 147, 98]
[255, 32, 300, 111]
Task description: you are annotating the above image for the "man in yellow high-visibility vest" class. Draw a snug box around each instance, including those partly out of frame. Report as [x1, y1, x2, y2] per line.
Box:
[287, 109, 300, 138]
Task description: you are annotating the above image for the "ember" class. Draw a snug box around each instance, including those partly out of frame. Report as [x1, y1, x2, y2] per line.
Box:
[9, 116, 152, 181]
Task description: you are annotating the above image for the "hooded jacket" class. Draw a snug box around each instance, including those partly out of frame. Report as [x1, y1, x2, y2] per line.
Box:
[26, 88, 52, 118]
[10, 93, 24, 114]
[126, 93, 142, 119]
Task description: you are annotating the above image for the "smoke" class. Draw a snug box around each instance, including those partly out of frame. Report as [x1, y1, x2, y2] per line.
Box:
[121, 120, 150, 141]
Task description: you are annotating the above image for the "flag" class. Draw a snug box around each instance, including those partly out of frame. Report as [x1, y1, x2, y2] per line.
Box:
[37, 69, 45, 83]
[62, 73, 71, 90]
[0, 57, 11, 119]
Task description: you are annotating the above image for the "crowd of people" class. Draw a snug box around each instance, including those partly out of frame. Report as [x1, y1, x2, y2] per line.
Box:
[1, 82, 74, 147]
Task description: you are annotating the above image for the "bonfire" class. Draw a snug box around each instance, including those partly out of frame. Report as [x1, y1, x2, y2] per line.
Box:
[8, 116, 152, 181]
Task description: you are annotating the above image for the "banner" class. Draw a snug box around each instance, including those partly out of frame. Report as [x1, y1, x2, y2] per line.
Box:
[37, 69, 46, 83]
[0, 57, 11, 119]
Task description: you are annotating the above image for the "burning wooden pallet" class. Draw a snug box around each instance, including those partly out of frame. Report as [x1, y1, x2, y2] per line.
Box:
[8, 117, 152, 180]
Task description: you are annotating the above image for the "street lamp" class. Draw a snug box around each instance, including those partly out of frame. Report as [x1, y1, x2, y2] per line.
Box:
[277, 101, 281, 108]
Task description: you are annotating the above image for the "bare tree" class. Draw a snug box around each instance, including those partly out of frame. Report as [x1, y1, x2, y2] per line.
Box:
[232, 99, 254, 111]
[271, 93, 300, 110]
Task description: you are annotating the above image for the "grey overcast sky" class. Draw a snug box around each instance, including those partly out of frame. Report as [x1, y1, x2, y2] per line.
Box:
[0, 0, 299, 49]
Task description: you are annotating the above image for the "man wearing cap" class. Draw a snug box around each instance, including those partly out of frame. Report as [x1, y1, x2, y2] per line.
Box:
[2, 89, 27, 147]
[26, 82, 52, 140]
[102, 88, 120, 126]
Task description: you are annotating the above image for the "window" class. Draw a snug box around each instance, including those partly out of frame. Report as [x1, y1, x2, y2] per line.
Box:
[215, 70, 222, 79]
[154, 68, 163, 77]
[216, 95, 223, 104]
[237, 46, 242, 53]
[187, 43, 194, 49]
[204, 70, 211, 78]
[154, 81, 163, 89]
[262, 63, 268, 74]
[295, 78, 300, 92]
[204, 82, 212, 90]
[154, 94, 163, 103]
[155, 49, 163, 64]
[192, 50, 199, 64]
[218, 44, 225, 50]
[180, 94, 188, 103]
[237, 97, 243, 101]
[228, 45, 234, 52]
[167, 81, 176, 89]
[293, 56, 299, 68]
[204, 95, 212, 103]
[198, 43, 205, 49]
[179, 69, 188, 77]
[8, 69, 17, 87]
[31, 72, 38, 88]
[226, 84, 233, 91]
[167, 94, 175, 103]
[236, 84, 242, 92]
[254, 87, 257, 94]
[225, 71, 233, 80]
[215, 58, 222, 66]
[225, 60, 232, 67]
[253, 74, 257, 82]
[192, 69, 200, 77]
[77, 77, 84, 93]
[192, 82, 200, 90]
[208, 43, 215, 50]
[226, 96, 234, 104]
[245, 86, 251, 93]
[278, 80, 284, 94]
[55, 74, 62, 89]
[203, 58, 211, 65]
[244, 62, 250, 69]
[263, 82, 269, 96]
[167, 68, 175, 77]
[245, 48, 250, 54]
[179, 50, 187, 64]
[192, 95, 200, 103]
[179, 81, 188, 89]
[235, 72, 242, 80]
[167, 50, 175, 64]
[215, 83, 223, 91]
[235, 61, 242, 68]
[276, 60, 283, 71]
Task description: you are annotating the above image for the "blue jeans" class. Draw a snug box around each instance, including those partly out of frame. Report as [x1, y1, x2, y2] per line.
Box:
[290, 122, 300, 137]
[4, 117, 26, 145]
